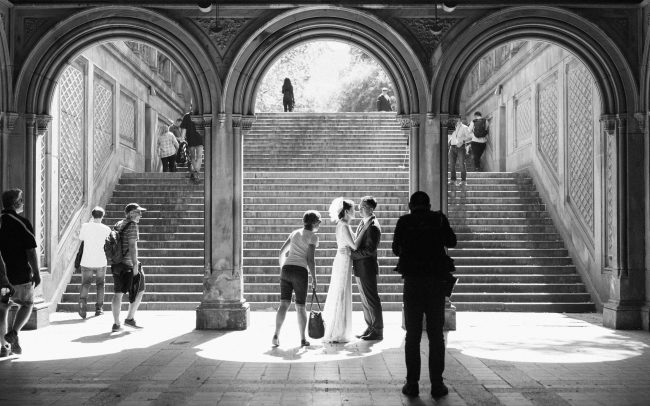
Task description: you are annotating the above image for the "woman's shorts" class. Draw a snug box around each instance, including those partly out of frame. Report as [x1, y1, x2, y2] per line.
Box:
[280, 265, 308, 305]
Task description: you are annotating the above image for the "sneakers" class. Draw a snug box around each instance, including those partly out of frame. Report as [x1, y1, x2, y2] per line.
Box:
[124, 318, 142, 329]
[95, 308, 104, 316]
[78, 299, 87, 319]
[4, 330, 20, 355]
[401, 382, 419, 397]
[454, 180, 462, 186]
[111, 323, 122, 332]
[0, 343, 11, 357]
[431, 382, 449, 399]
[459, 180, 467, 186]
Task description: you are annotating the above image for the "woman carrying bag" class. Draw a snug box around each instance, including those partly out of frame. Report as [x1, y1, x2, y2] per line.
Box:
[272, 210, 321, 347]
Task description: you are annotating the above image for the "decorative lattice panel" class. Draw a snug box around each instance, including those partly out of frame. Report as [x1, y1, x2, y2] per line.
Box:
[567, 61, 595, 233]
[58, 64, 85, 237]
[119, 92, 136, 147]
[605, 132, 617, 266]
[538, 78, 559, 174]
[93, 78, 113, 175]
[38, 131, 47, 265]
[515, 95, 532, 149]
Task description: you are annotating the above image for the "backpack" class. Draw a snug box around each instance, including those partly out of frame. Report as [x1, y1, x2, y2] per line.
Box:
[473, 118, 488, 138]
[176, 141, 188, 164]
[104, 221, 133, 265]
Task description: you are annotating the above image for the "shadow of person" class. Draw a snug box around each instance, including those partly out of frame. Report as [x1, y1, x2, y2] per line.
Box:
[49, 318, 88, 326]
[345, 339, 377, 357]
[72, 330, 132, 344]
[264, 346, 308, 361]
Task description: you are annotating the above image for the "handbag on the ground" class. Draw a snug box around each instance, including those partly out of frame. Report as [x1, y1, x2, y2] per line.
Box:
[308, 288, 325, 339]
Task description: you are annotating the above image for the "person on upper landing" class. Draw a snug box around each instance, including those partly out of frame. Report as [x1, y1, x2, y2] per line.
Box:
[377, 88, 392, 112]
[282, 78, 295, 112]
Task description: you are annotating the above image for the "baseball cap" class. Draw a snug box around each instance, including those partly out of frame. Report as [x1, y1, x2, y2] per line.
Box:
[124, 203, 147, 214]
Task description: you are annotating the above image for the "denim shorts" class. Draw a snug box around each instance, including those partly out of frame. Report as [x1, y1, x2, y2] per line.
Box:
[280, 265, 308, 305]
[9, 282, 34, 306]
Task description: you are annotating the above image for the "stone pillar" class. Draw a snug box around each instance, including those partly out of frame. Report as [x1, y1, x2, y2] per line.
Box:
[420, 113, 440, 210]
[16, 114, 51, 329]
[196, 113, 250, 330]
[601, 114, 645, 329]
[439, 114, 460, 214]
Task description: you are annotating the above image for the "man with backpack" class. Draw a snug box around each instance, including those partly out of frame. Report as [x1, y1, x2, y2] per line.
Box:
[468, 111, 489, 171]
[108, 203, 146, 332]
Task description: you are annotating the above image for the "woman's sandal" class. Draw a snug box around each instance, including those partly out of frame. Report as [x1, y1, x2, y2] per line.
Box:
[272, 335, 280, 347]
[301, 339, 310, 347]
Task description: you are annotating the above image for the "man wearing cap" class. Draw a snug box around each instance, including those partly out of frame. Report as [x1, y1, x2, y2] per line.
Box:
[111, 203, 146, 332]
[377, 88, 392, 112]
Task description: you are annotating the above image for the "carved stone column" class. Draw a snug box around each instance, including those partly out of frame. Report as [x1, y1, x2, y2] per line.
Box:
[196, 113, 250, 330]
[18, 113, 51, 329]
[1, 112, 19, 190]
[601, 114, 644, 329]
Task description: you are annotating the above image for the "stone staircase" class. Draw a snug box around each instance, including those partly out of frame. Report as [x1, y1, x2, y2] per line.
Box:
[243, 113, 409, 310]
[57, 112, 594, 313]
[447, 173, 594, 311]
[57, 171, 204, 311]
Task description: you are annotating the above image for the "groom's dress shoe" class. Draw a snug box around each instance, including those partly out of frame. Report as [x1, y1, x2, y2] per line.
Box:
[356, 328, 370, 339]
[362, 330, 383, 341]
[401, 382, 419, 397]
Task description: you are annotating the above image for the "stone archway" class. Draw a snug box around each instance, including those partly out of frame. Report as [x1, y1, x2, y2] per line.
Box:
[428, 6, 644, 329]
[198, 5, 428, 329]
[11, 6, 219, 324]
[0, 14, 13, 191]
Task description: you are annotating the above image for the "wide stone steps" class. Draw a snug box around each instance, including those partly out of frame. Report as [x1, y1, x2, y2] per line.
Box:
[57, 168, 207, 313]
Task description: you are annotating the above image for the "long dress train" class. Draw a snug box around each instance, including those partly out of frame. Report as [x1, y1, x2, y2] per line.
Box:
[322, 221, 353, 343]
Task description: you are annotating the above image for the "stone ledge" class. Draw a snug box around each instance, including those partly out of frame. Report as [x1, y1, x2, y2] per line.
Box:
[8, 301, 50, 330]
[196, 300, 250, 330]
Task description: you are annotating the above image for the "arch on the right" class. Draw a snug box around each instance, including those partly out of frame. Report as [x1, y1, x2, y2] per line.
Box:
[428, 6, 645, 330]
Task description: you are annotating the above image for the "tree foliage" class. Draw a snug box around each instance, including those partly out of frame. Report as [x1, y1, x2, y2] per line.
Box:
[254, 41, 396, 113]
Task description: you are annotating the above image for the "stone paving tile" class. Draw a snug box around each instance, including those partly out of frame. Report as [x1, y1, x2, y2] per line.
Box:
[2, 311, 650, 405]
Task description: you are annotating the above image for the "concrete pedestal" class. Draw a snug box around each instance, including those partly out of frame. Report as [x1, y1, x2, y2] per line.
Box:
[196, 301, 250, 330]
[603, 301, 642, 330]
[8, 302, 50, 330]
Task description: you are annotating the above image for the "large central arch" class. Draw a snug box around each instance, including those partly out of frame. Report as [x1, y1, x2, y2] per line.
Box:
[224, 6, 428, 116]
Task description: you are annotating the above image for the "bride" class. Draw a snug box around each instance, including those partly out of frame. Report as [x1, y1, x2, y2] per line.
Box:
[322, 197, 367, 343]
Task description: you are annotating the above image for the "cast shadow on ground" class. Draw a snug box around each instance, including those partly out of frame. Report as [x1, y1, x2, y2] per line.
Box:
[71, 329, 132, 343]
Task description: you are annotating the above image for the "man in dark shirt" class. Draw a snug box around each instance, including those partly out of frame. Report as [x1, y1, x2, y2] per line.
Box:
[180, 112, 204, 184]
[0, 189, 40, 357]
[392, 191, 456, 400]
[376, 88, 392, 112]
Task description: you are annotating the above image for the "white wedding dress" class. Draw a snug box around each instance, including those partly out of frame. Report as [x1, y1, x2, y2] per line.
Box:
[322, 221, 354, 343]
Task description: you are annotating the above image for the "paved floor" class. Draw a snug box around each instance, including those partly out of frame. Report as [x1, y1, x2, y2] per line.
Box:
[1, 310, 650, 405]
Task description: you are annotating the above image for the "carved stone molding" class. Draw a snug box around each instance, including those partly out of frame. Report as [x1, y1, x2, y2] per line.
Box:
[241, 115, 256, 133]
[409, 114, 421, 129]
[231, 114, 242, 129]
[5, 112, 19, 132]
[440, 114, 461, 129]
[399, 18, 461, 61]
[633, 112, 646, 133]
[190, 115, 205, 133]
[600, 114, 622, 137]
[193, 18, 249, 56]
[35, 115, 52, 137]
[202, 114, 213, 130]
[217, 113, 227, 127]
[23, 17, 52, 46]
[426, 113, 435, 123]
[397, 115, 412, 131]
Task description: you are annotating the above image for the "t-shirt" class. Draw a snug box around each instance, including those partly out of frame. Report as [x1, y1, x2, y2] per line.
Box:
[181, 114, 203, 147]
[114, 219, 138, 267]
[284, 228, 319, 270]
[79, 221, 111, 268]
[0, 210, 37, 285]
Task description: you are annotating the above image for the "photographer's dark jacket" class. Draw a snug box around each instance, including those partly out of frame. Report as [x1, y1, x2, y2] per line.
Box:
[392, 209, 456, 278]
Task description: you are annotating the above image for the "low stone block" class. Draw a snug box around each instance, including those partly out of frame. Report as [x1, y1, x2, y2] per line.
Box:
[196, 300, 250, 330]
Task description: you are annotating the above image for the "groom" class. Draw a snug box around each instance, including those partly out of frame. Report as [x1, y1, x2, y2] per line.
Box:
[351, 196, 384, 340]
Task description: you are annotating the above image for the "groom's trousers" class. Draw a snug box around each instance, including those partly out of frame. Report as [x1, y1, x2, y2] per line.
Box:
[356, 273, 384, 332]
[403, 276, 445, 384]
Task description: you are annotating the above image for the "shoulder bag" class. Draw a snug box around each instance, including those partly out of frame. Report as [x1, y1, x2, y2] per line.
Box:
[308, 288, 325, 339]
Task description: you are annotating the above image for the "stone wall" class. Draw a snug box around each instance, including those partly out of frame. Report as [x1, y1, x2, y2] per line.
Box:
[460, 42, 607, 308]
[35, 42, 184, 314]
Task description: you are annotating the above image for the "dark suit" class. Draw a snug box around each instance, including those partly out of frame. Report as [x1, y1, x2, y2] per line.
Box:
[392, 209, 457, 387]
[377, 94, 392, 111]
[351, 215, 383, 333]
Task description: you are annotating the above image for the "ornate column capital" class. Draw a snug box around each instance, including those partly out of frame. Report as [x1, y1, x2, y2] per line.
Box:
[426, 113, 436, 123]
[241, 115, 256, 133]
[5, 112, 20, 132]
[35, 115, 52, 137]
[633, 112, 646, 133]
[600, 114, 625, 136]
[409, 114, 421, 129]
[397, 115, 412, 131]
[231, 114, 242, 129]
[202, 114, 213, 129]
[440, 114, 461, 129]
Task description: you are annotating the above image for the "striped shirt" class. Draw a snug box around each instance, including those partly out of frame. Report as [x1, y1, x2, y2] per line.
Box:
[157, 131, 179, 158]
